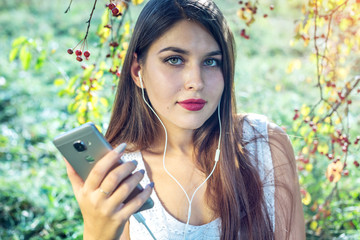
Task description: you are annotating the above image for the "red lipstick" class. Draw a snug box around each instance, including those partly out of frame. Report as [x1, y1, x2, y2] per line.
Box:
[178, 99, 206, 111]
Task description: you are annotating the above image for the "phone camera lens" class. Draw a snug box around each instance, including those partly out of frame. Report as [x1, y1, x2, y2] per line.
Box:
[73, 140, 87, 152]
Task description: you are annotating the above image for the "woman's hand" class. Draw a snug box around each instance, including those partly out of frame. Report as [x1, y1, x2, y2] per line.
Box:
[65, 143, 153, 240]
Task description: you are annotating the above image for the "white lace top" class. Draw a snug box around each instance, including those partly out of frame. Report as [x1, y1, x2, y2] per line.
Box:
[121, 114, 275, 239]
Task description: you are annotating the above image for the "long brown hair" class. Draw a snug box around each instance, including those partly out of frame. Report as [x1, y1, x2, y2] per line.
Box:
[106, 0, 276, 239]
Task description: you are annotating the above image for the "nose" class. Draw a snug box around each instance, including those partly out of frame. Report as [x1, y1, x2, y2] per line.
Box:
[184, 65, 204, 91]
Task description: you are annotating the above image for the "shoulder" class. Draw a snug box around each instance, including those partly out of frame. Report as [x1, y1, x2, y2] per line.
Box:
[236, 113, 292, 149]
[238, 113, 270, 127]
[235, 113, 271, 141]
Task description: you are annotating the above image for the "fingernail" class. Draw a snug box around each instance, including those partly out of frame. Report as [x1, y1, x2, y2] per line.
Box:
[139, 169, 145, 175]
[149, 182, 154, 188]
[114, 143, 127, 154]
[131, 160, 138, 166]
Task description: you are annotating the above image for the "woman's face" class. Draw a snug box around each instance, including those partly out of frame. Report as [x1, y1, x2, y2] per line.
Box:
[139, 20, 224, 132]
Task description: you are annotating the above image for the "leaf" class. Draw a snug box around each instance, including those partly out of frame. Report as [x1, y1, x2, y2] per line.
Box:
[286, 59, 302, 73]
[310, 221, 318, 231]
[302, 192, 312, 205]
[12, 36, 28, 47]
[100, 97, 109, 108]
[67, 75, 79, 92]
[305, 163, 313, 172]
[124, 22, 131, 36]
[82, 65, 95, 80]
[9, 47, 19, 62]
[317, 143, 329, 155]
[97, 10, 110, 43]
[19, 45, 31, 70]
[94, 70, 104, 79]
[58, 89, 68, 97]
[301, 105, 311, 117]
[35, 50, 47, 70]
[54, 78, 66, 86]
[132, 0, 144, 5]
[326, 161, 343, 183]
[302, 146, 309, 155]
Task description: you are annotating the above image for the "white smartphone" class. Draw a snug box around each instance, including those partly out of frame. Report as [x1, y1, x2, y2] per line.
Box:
[53, 122, 154, 212]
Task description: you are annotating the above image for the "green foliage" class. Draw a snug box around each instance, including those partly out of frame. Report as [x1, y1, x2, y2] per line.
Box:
[1, 0, 359, 238]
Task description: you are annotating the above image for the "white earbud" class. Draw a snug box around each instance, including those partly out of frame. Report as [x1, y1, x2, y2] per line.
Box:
[138, 71, 144, 89]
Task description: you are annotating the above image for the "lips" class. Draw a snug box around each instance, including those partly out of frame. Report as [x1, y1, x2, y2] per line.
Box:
[178, 99, 206, 111]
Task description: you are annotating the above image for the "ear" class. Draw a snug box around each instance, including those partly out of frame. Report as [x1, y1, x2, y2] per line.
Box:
[130, 53, 143, 89]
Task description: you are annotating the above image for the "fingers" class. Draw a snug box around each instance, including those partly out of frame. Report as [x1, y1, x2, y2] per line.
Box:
[97, 160, 139, 198]
[108, 169, 146, 204]
[64, 158, 84, 195]
[85, 143, 127, 191]
[114, 182, 154, 220]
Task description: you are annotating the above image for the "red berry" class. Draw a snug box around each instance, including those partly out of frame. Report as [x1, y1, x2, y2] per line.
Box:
[293, 113, 299, 121]
[338, 91, 345, 100]
[270, 5, 274, 10]
[354, 161, 359, 167]
[112, 7, 119, 16]
[75, 50, 82, 56]
[240, 29, 250, 39]
[343, 170, 349, 176]
[109, 42, 119, 47]
[263, 14, 268, 18]
[108, 3, 116, 10]
[76, 56, 83, 62]
[84, 50, 90, 58]
[342, 146, 348, 152]
[239, 1, 243, 4]
[67, 49, 74, 54]
[300, 188, 307, 196]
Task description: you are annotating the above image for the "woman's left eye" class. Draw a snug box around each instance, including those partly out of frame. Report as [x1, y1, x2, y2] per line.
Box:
[204, 59, 219, 67]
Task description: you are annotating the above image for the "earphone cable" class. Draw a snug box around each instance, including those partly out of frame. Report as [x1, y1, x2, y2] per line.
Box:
[139, 74, 221, 240]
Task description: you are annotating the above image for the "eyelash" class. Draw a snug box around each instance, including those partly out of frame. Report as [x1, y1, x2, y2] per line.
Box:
[164, 56, 221, 67]
[164, 56, 184, 65]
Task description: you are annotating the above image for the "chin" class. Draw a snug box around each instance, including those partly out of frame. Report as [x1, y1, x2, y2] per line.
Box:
[177, 118, 208, 131]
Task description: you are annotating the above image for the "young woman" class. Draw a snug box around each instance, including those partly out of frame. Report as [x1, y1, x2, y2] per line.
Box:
[65, 0, 305, 239]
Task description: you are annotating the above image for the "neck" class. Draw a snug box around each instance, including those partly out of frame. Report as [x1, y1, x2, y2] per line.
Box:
[147, 124, 195, 159]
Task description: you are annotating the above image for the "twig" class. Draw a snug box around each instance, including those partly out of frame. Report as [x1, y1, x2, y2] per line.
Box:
[84, 0, 98, 41]
[64, 0, 73, 13]
[320, 76, 360, 122]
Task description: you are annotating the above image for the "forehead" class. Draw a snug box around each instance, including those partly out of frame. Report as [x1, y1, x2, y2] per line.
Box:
[147, 19, 220, 54]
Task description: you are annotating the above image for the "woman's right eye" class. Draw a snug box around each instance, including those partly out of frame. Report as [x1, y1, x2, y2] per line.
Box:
[165, 56, 183, 65]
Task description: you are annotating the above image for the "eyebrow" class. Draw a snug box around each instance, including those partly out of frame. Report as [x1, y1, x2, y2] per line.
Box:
[158, 47, 222, 57]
